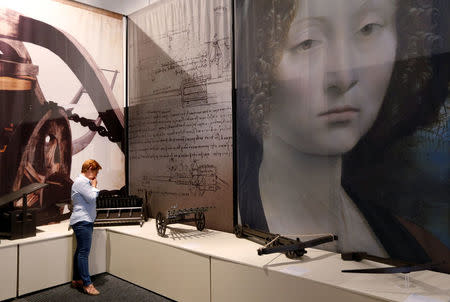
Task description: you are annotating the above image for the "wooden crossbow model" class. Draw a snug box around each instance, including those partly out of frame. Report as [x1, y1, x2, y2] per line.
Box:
[341, 252, 444, 274]
[234, 224, 338, 259]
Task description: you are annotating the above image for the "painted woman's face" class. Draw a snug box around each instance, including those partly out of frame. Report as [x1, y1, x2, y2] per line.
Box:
[270, 0, 397, 155]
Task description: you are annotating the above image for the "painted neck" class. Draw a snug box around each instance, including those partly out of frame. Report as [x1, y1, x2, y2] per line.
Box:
[260, 134, 342, 193]
[258, 133, 343, 233]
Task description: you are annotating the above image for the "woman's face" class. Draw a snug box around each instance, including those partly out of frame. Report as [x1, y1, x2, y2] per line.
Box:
[269, 0, 397, 155]
[84, 169, 99, 180]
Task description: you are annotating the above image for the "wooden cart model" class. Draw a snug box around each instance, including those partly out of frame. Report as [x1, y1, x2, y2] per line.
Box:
[155, 206, 213, 237]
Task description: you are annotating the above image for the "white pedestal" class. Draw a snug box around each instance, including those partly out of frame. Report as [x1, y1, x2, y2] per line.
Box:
[108, 230, 211, 302]
[211, 257, 382, 302]
[16, 223, 106, 297]
[0, 245, 17, 301]
[1, 220, 448, 302]
[18, 236, 73, 296]
[89, 228, 107, 275]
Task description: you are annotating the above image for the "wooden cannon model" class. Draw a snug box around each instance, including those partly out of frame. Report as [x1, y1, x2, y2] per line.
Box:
[234, 224, 338, 259]
[155, 206, 214, 237]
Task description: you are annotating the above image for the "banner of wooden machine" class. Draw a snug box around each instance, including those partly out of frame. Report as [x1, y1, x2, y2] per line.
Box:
[0, 0, 125, 226]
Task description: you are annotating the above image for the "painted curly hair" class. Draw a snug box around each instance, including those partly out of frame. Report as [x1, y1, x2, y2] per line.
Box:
[240, 0, 444, 146]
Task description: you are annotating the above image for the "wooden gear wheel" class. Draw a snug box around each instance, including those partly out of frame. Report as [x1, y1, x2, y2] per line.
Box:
[12, 107, 72, 213]
[234, 224, 243, 238]
[0, 9, 126, 226]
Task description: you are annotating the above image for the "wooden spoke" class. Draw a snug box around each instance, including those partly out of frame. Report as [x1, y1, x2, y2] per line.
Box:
[25, 162, 45, 183]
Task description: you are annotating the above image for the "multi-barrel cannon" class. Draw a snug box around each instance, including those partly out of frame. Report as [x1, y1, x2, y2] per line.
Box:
[94, 190, 148, 227]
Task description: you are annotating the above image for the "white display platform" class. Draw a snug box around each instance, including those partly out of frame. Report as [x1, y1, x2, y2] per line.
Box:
[0, 244, 17, 301]
[0, 222, 106, 298]
[19, 236, 73, 295]
[211, 258, 380, 302]
[1, 220, 449, 302]
[107, 221, 450, 302]
[108, 231, 210, 302]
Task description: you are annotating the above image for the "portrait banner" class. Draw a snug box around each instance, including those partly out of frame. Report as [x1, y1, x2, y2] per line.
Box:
[235, 0, 449, 272]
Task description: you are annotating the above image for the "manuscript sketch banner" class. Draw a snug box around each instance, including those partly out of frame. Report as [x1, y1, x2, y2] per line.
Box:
[128, 0, 233, 231]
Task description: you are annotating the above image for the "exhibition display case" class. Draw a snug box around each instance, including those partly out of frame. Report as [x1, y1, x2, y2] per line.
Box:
[0, 0, 448, 301]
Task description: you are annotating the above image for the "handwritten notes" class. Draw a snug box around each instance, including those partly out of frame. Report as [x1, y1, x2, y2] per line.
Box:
[128, 0, 233, 231]
[129, 106, 232, 161]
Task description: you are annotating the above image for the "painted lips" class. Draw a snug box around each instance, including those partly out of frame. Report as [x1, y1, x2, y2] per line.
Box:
[318, 106, 360, 122]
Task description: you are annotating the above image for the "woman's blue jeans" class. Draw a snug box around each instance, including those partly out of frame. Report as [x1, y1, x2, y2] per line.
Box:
[72, 221, 93, 286]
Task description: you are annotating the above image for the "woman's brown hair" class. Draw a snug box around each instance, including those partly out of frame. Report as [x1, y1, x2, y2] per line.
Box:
[81, 159, 102, 173]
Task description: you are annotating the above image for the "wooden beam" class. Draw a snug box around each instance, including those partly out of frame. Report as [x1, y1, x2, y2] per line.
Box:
[0, 76, 32, 90]
[0, 7, 125, 149]
[51, 0, 123, 19]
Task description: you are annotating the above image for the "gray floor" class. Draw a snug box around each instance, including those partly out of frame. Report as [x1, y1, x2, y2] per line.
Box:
[10, 273, 174, 302]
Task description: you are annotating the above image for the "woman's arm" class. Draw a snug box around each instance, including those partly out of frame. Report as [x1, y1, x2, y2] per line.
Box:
[73, 179, 100, 203]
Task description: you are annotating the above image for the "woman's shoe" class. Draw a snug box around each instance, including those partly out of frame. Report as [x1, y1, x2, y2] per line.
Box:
[83, 284, 100, 295]
[71, 280, 83, 288]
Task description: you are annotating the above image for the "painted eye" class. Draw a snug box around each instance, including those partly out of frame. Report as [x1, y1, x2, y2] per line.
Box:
[292, 39, 320, 53]
[299, 39, 313, 50]
[359, 23, 382, 36]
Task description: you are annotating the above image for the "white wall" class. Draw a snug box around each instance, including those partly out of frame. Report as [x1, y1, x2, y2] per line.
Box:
[71, 0, 162, 15]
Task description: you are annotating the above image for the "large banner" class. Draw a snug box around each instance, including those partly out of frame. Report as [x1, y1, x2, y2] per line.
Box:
[128, 0, 233, 232]
[236, 0, 449, 272]
[0, 0, 125, 225]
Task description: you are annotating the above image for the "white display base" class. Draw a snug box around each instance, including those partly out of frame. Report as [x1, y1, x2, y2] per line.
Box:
[108, 221, 450, 302]
[108, 230, 210, 302]
[0, 222, 106, 299]
[1, 220, 449, 302]
[211, 257, 381, 302]
[0, 245, 17, 301]
[89, 228, 107, 275]
[19, 236, 73, 295]
[18, 225, 107, 296]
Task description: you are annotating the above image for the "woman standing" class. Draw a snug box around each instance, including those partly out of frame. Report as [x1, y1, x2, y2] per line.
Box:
[70, 159, 102, 295]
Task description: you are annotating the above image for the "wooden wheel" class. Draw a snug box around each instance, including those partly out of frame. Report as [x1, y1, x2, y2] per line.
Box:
[234, 224, 243, 238]
[195, 211, 205, 231]
[156, 212, 166, 237]
[13, 108, 72, 211]
[286, 249, 306, 259]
